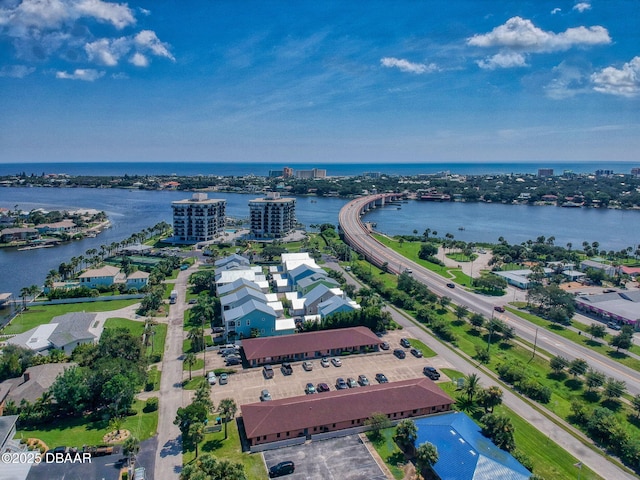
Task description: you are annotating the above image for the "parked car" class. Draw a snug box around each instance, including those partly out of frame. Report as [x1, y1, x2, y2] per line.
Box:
[260, 389, 272, 401]
[446, 283, 455, 288]
[212, 326, 225, 334]
[269, 460, 295, 477]
[317, 383, 330, 392]
[188, 299, 197, 304]
[225, 357, 241, 366]
[221, 348, 239, 357]
[358, 374, 370, 386]
[207, 371, 217, 385]
[423, 366, 440, 380]
[331, 357, 342, 367]
[494, 305, 505, 313]
[305, 383, 316, 394]
[393, 349, 406, 359]
[400, 338, 411, 348]
[347, 377, 358, 388]
[375, 373, 388, 383]
[321, 357, 330, 368]
[410, 348, 423, 358]
[302, 361, 313, 371]
[380, 341, 390, 350]
[263, 365, 274, 379]
[335, 377, 348, 390]
[281, 362, 293, 376]
[218, 373, 228, 385]
[607, 321, 622, 330]
[220, 343, 240, 351]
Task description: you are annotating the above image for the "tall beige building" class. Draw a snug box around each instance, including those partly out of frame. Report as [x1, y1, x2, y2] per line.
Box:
[172, 193, 226, 243]
[249, 192, 296, 238]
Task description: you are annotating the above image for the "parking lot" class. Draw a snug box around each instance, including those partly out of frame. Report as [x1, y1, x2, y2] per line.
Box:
[199, 329, 452, 408]
[262, 434, 387, 480]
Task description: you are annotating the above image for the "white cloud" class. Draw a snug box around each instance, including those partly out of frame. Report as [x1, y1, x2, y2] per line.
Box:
[477, 51, 527, 70]
[0, 65, 36, 78]
[380, 57, 437, 74]
[573, 3, 591, 13]
[84, 37, 129, 66]
[130, 52, 148, 67]
[544, 61, 590, 99]
[467, 16, 610, 52]
[3, 0, 135, 31]
[591, 56, 640, 97]
[55, 68, 104, 81]
[551, 8, 562, 15]
[134, 30, 175, 61]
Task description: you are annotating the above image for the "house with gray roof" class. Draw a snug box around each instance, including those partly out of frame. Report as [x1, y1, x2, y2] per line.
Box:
[223, 299, 282, 339]
[296, 273, 339, 295]
[217, 278, 263, 297]
[221, 287, 268, 311]
[6, 312, 98, 354]
[1, 363, 75, 405]
[318, 295, 360, 318]
[303, 284, 344, 315]
[215, 253, 250, 270]
[288, 264, 326, 286]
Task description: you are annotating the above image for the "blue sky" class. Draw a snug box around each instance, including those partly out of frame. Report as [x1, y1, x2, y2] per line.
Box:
[1, 0, 638, 164]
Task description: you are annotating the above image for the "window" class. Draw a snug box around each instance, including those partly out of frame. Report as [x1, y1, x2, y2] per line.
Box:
[277, 433, 280, 438]
[246, 320, 250, 326]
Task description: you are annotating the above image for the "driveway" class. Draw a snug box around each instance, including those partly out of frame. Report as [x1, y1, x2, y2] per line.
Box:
[262, 435, 386, 480]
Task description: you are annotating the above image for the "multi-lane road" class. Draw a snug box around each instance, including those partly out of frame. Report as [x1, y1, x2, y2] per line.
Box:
[339, 194, 640, 396]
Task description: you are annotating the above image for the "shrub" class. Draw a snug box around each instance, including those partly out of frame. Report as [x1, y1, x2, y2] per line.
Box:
[144, 397, 159, 413]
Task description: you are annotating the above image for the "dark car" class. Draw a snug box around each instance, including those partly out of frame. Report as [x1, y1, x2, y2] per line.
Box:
[335, 377, 348, 390]
[380, 341, 390, 350]
[375, 373, 388, 383]
[260, 389, 272, 401]
[281, 362, 293, 376]
[225, 356, 241, 366]
[317, 382, 330, 392]
[410, 348, 423, 358]
[400, 338, 411, 348]
[269, 460, 295, 477]
[263, 365, 274, 379]
[393, 349, 406, 359]
[494, 305, 505, 313]
[423, 366, 440, 380]
[446, 283, 455, 288]
[305, 383, 316, 394]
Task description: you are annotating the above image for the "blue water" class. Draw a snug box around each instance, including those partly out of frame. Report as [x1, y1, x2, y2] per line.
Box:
[0, 186, 635, 296]
[1, 161, 639, 177]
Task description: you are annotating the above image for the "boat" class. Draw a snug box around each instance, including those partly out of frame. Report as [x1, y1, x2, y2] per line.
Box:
[420, 193, 451, 201]
[18, 244, 54, 251]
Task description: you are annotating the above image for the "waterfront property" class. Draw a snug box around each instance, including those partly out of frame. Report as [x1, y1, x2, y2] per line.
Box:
[248, 192, 296, 239]
[76, 265, 149, 290]
[413, 412, 531, 480]
[0, 227, 38, 243]
[241, 326, 382, 366]
[241, 377, 453, 446]
[171, 192, 226, 243]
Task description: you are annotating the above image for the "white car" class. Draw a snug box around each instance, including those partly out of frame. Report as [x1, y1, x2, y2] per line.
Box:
[331, 358, 342, 367]
[207, 371, 217, 385]
[321, 357, 330, 368]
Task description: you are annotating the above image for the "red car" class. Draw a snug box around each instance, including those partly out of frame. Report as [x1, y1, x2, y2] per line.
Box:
[317, 383, 330, 392]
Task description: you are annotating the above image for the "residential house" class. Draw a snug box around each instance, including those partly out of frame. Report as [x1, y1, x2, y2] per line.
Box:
[223, 299, 281, 339]
[0, 227, 39, 243]
[303, 284, 344, 315]
[78, 265, 124, 288]
[318, 296, 360, 318]
[0, 363, 75, 407]
[296, 273, 339, 295]
[580, 259, 619, 277]
[125, 270, 150, 289]
[34, 220, 76, 234]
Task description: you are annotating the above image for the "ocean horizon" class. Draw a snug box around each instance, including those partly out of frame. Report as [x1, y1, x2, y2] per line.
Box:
[1, 161, 638, 178]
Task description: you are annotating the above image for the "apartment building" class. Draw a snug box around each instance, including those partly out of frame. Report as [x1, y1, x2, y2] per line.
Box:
[249, 192, 296, 239]
[171, 193, 226, 243]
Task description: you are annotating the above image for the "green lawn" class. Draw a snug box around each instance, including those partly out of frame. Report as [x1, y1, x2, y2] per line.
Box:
[506, 307, 640, 372]
[366, 429, 406, 480]
[407, 338, 436, 358]
[104, 317, 167, 360]
[183, 416, 265, 480]
[16, 399, 158, 448]
[2, 299, 140, 335]
[184, 358, 205, 373]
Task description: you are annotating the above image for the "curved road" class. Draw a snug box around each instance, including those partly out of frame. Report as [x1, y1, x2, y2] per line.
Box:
[339, 194, 640, 396]
[339, 194, 637, 480]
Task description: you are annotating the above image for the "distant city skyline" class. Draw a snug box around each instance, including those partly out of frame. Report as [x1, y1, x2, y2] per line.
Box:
[1, 1, 638, 164]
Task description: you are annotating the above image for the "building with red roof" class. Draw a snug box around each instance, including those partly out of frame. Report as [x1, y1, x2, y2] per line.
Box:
[241, 377, 453, 446]
[241, 326, 382, 367]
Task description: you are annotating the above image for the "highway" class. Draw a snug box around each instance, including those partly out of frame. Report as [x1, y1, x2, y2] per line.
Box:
[339, 194, 640, 396]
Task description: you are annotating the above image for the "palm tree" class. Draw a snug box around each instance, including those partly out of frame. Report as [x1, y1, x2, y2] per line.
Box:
[393, 419, 417, 453]
[189, 422, 205, 458]
[415, 442, 439, 476]
[184, 353, 197, 381]
[218, 398, 238, 440]
[463, 373, 481, 403]
[123, 436, 140, 473]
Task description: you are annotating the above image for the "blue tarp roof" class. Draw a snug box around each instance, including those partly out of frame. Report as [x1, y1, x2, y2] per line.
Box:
[414, 412, 531, 480]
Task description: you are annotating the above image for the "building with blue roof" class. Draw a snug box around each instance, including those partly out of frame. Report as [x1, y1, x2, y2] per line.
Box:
[414, 412, 531, 480]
